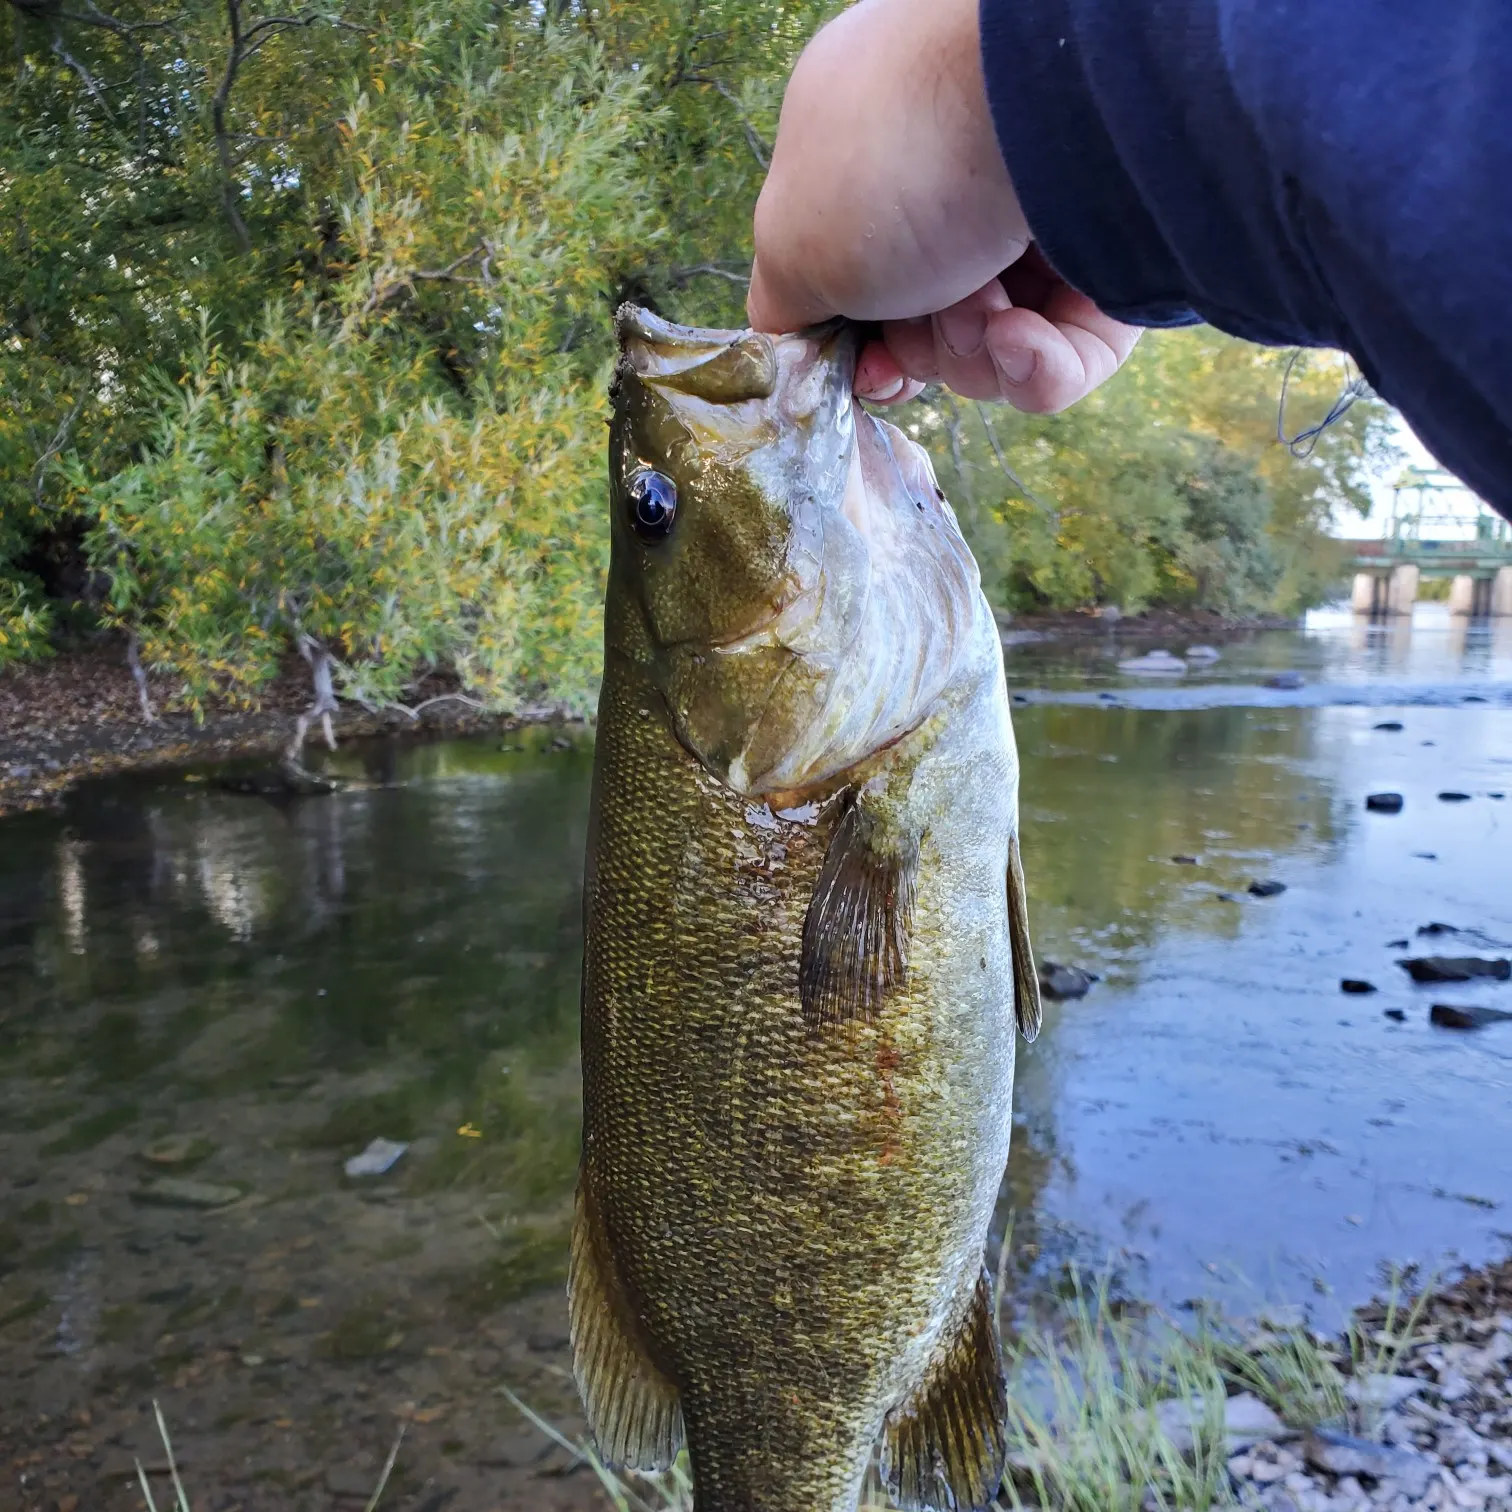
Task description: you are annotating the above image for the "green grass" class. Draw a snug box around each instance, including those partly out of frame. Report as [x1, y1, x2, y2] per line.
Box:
[499, 1265, 1437, 1512]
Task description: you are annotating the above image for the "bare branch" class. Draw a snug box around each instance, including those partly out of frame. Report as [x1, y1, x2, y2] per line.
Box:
[125, 630, 158, 724]
[49, 26, 118, 123]
[212, 0, 253, 251]
[30, 390, 86, 508]
[362, 243, 488, 313]
[973, 401, 1060, 524]
[703, 78, 769, 168]
[668, 262, 750, 288]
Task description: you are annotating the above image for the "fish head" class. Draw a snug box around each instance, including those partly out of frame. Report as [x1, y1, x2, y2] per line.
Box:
[609, 304, 984, 798]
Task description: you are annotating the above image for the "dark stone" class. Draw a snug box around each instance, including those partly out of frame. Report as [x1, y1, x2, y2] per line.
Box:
[1373, 721, 1404, 732]
[1340, 979, 1377, 995]
[1463, 695, 1489, 703]
[1417, 922, 1459, 936]
[1365, 792, 1404, 813]
[1215, 892, 1239, 903]
[1412, 852, 1438, 860]
[1384, 1008, 1407, 1022]
[1038, 961, 1098, 1000]
[1387, 938, 1410, 949]
[1248, 880, 1287, 898]
[1397, 956, 1512, 984]
[1266, 671, 1305, 690]
[1171, 855, 1198, 865]
[1438, 791, 1472, 803]
[1303, 1430, 1436, 1496]
[1491, 793, 1506, 800]
[1431, 1003, 1512, 1030]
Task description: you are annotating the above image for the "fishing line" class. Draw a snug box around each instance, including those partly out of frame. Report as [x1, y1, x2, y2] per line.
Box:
[1276, 349, 1371, 459]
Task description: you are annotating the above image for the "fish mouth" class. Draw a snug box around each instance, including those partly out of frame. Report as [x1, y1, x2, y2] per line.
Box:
[614, 303, 857, 409]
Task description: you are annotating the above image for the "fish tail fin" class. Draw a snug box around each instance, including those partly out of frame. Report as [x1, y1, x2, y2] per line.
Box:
[568, 1175, 685, 1471]
[881, 1269, 1008, 1512]
[1008, 832, 1042, 1042]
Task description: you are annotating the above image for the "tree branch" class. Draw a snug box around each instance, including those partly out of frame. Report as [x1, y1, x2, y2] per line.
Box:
[30, 390, 86, 508]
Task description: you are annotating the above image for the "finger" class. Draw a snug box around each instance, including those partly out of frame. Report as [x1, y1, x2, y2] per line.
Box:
[748, 251, 833, 335]
[882, 281, 1016, 400]
[982, 291, 1142, 413]
[854, 339, 927, 406]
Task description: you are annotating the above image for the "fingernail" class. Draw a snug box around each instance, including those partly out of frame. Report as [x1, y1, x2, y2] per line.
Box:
[936, 307, 987, 359]
[995, 346, 1037, 387]
[862, 374, 906, 403]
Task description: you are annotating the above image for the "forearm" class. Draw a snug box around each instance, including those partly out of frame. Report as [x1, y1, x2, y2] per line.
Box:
[981, 0, 1512, 514]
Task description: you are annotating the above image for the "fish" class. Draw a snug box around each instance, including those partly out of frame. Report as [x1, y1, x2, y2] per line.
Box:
[570, 305, 1042, 1512]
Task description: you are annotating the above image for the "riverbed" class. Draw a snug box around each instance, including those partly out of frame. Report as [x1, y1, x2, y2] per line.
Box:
[1, 609, 1509, 1509]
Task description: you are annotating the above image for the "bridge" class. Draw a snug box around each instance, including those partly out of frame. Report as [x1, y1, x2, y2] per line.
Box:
[1345, 469, 1512, 616]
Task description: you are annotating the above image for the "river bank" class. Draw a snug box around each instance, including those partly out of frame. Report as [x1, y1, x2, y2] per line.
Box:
[0, 642, 568, 818]
[0, 611, 1307, 817]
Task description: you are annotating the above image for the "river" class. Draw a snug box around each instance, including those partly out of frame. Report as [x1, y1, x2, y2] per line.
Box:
[1, 609, 1509, 1508]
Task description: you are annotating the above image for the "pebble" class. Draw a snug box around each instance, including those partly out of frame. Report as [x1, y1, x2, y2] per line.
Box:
[131, 1177, 244, 1210]
[1367, 793, 1406, 814]
[343, 1137, 409, 1178]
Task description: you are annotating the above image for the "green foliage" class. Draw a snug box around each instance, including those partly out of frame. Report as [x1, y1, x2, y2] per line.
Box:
[915, 333, 1392, 618]
[2, 0, 1392, 705]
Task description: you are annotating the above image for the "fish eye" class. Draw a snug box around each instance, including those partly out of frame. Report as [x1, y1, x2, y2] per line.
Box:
[627, 469, 678, 543]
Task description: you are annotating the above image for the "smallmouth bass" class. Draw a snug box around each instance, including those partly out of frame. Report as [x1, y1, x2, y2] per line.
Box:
[571, 307, 1041, 1512]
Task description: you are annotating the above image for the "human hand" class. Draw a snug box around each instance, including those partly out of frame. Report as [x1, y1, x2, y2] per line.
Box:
[746, 0, 1141, 413]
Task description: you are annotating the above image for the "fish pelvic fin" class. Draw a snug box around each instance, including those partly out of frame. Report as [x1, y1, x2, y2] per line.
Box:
[1008, 832, 1042, 1043]
[799, 797, 917, 1026]
[568, 1175, 685, 1472]
[881, 1268, 1008, 1512]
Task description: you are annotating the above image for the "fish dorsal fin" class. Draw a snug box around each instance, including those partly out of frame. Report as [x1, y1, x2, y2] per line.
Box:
[881, 1268, 1008, 1512]
[1008, 833, 1042, 1042]
[800, 798, 917, 1025]
[568, 1177, 685, 1471]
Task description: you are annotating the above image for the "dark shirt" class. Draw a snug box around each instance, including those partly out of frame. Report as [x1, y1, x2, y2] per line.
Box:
[979, 0, 1512, 519]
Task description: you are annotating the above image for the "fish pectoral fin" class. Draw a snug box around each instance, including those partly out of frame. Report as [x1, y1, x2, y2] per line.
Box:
[1008, 832, 1043, 1043]
[799, 797, 917, 1025]
[568, 1176, 685, 1472]
[881, 1269, 1008, 1512]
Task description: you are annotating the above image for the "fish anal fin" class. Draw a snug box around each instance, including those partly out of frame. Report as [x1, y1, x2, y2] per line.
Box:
[882, 1269, 1008, 1512]
[1008, 833, 1042, 1042]
[568, 1177, 684, 1472]
[800, 799, 917, 1026]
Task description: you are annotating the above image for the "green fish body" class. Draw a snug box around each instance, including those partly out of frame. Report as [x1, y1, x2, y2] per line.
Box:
[572, 308, 1040, 1512]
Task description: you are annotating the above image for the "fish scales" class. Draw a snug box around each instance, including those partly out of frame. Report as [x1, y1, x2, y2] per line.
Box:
[572, 307, 1041, 1512]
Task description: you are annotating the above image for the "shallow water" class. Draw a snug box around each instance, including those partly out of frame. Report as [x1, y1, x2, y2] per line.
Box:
[1, 612, 1510, 1505]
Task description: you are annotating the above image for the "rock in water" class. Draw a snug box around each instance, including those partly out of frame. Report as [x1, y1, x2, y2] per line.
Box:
[132, 1178, 244, 1210]
[1340, 979, 1377, 994]
[1366, 792, 1404, 813]
[1431, 1003, 1512, 1029]
[1248, 879, 1288, 898]
[1186, 644, 1221, 663]
[1118, 650, 1187, 676]
[344, 1137, 409, 1178]
[1438, 791, 1472, 803]
[1373, 721, 1404, 732]
[1038, 961, 1099, 1000]
[1266, 671, 1305, 690]
[1398, 956, 1511, 983]
[574, 308, 1044, 1512]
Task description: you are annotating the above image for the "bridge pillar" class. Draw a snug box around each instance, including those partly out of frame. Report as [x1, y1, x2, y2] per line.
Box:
[1494, 566, 1512, 617]
[1448, 574, 1477, 616]
[1350, 572, 1382, 613]
[1386, 563, 1419, 616]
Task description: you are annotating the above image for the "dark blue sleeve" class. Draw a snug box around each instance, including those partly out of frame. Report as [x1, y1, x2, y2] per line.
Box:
[978, 0, 1512, 519]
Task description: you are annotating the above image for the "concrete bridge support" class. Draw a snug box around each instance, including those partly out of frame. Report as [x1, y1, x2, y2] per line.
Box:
[1351, 572, 1382, 613]
[1495, 566, 1512, 617]
[1448, 574, 1477, 616]
[1386, 563, 1419, 616]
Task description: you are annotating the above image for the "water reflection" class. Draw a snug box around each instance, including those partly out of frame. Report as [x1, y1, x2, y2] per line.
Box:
[0, 641, 1509, 1505]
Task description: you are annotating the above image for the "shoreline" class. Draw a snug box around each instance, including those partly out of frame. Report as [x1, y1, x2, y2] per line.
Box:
[0, 614, 1302, 818]
[0, 642, 571, 819]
